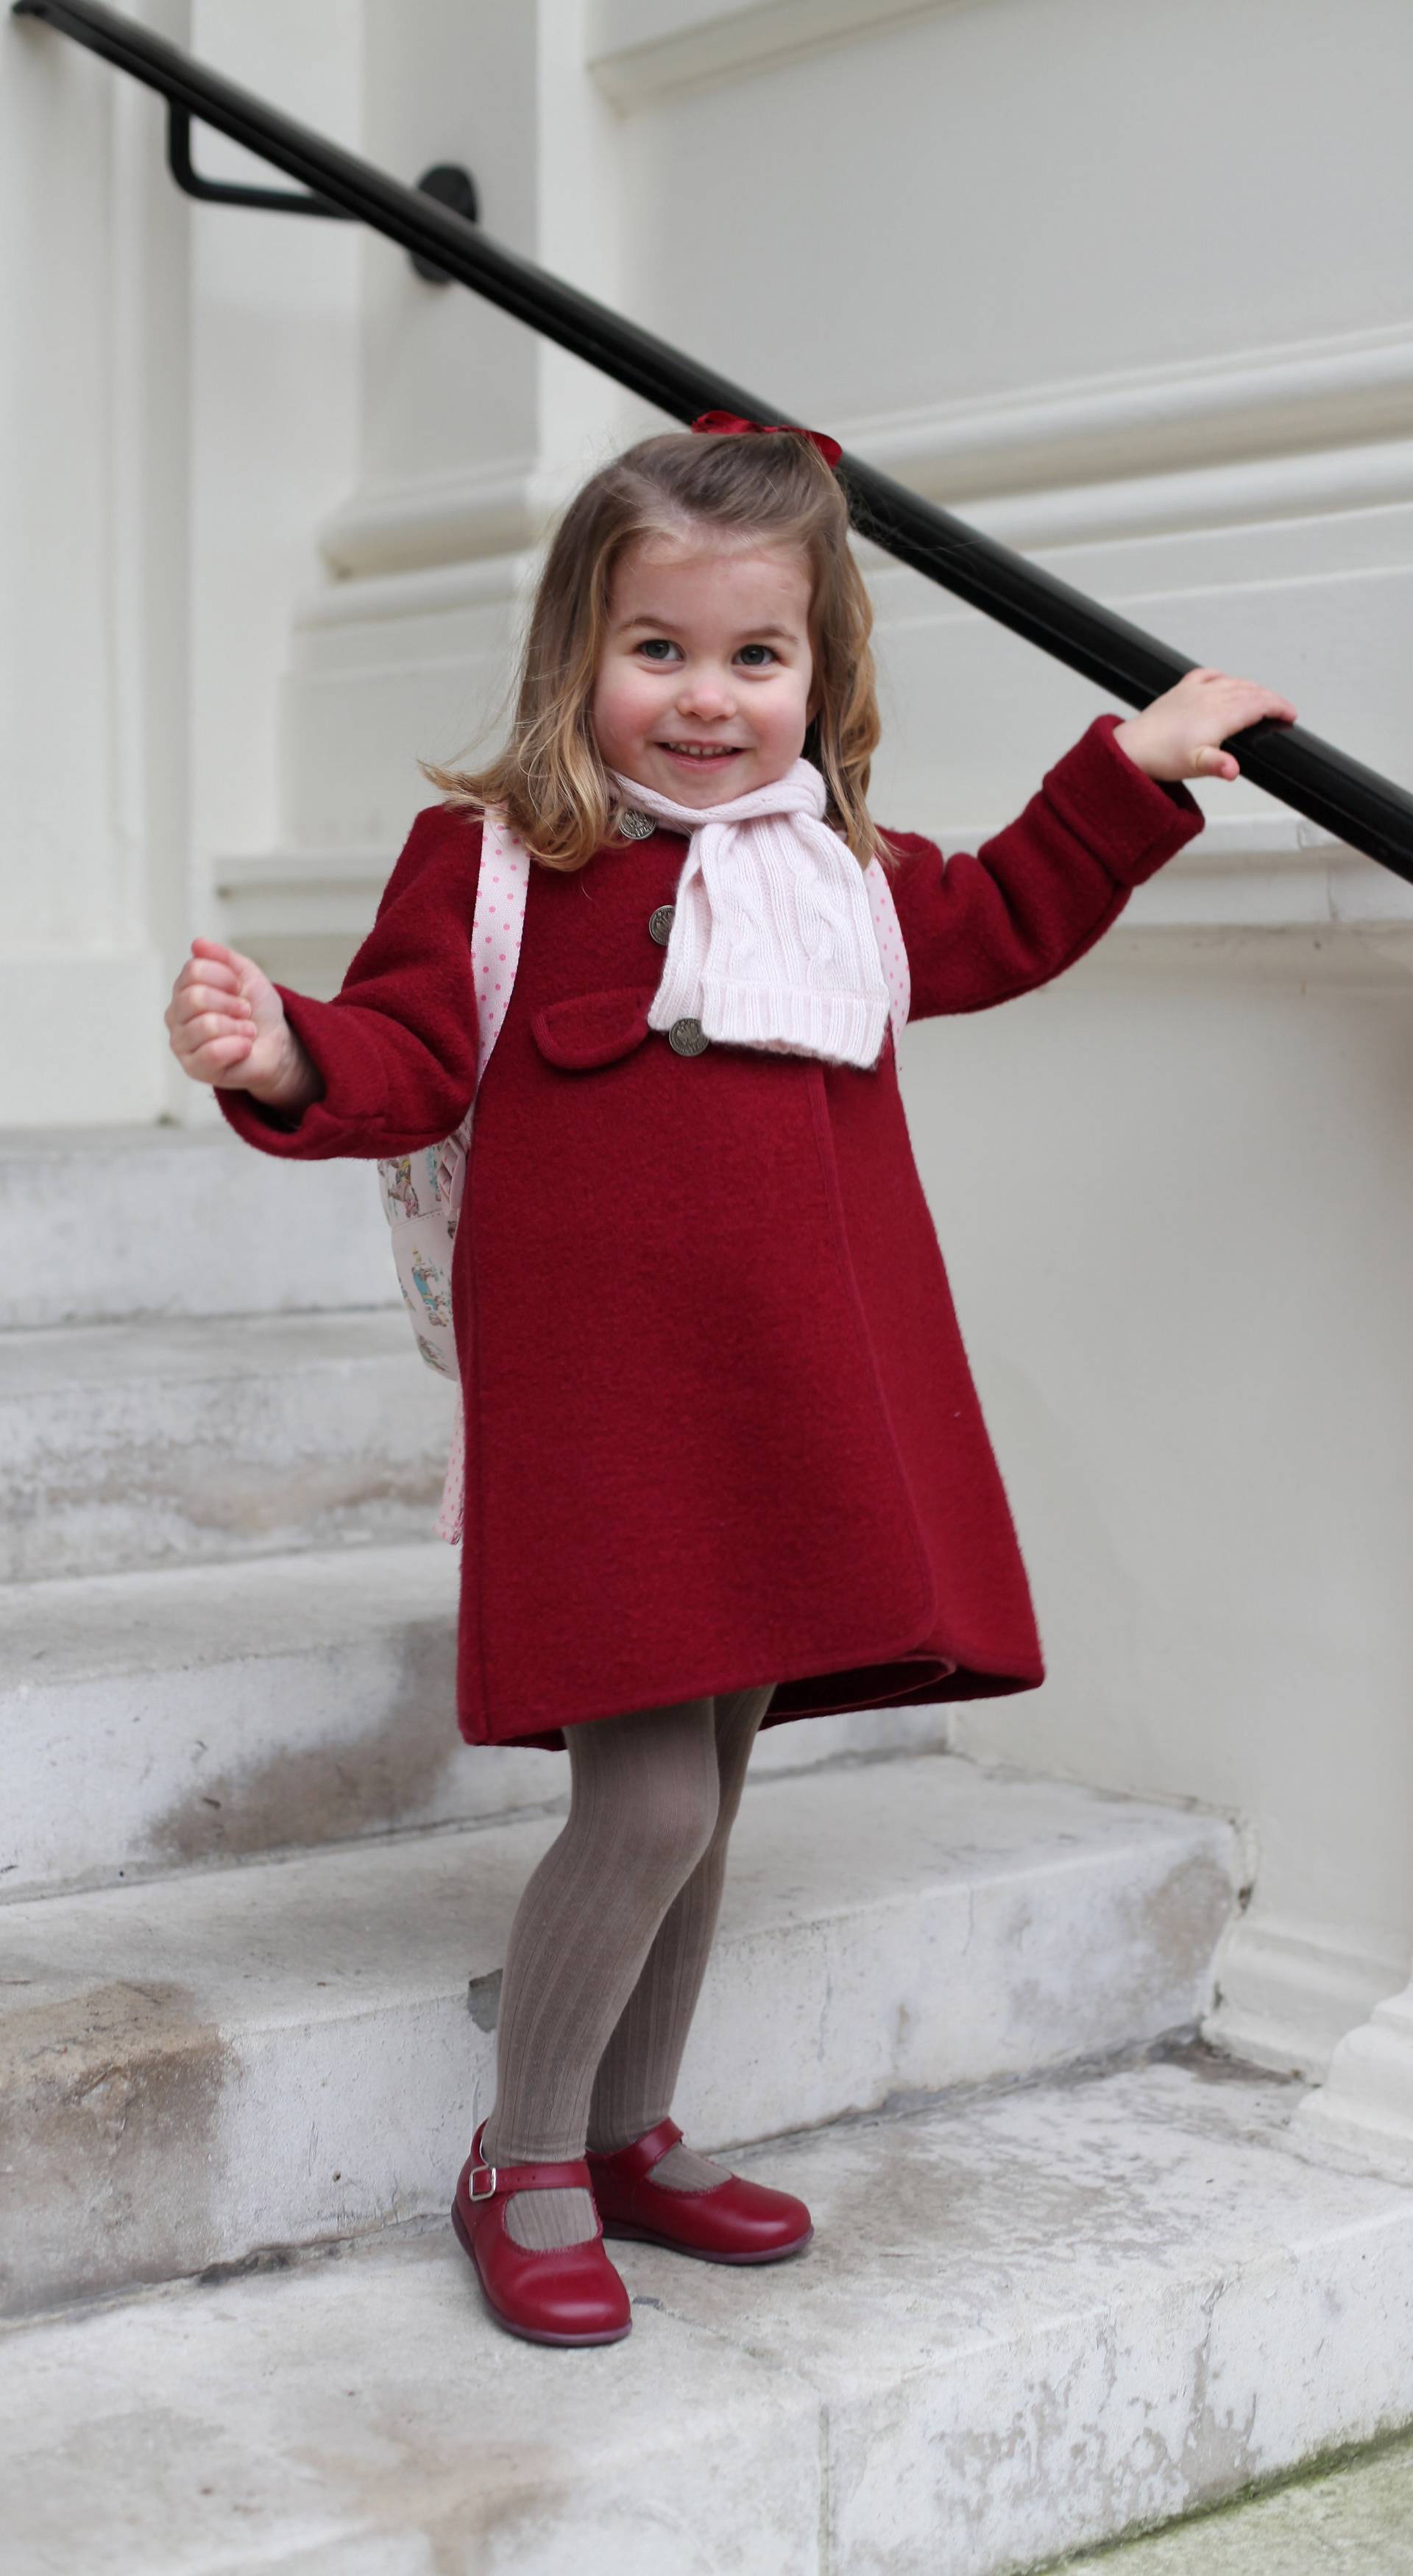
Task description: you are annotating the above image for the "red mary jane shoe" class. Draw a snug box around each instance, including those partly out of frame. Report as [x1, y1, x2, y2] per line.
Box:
[452, 2119, 632, 2346]
[586, 2117, 814, 2265]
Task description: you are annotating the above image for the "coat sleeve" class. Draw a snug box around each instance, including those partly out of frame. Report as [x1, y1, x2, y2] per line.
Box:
[216, 805, 482, 1161]
[884, 712, 1205, 1020]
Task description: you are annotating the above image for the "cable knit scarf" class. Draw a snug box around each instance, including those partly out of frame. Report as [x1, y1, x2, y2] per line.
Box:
[608, 758, 891, 1070]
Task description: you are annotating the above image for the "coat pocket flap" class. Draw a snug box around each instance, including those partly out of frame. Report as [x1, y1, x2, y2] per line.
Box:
[531, 986, 659, 1071]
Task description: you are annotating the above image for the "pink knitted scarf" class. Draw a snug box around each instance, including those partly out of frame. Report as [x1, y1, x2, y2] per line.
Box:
[608, 757, 891, 1070]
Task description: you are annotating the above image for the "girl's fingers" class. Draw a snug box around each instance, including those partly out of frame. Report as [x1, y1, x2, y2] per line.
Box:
[179, 1010, 253, 1047]
[180, 985, 252, 1020]
[182, 1032, 255, 1078]
[176, 955, 243, 997]
[170, 997, 252, 1041]
[171, 939, 269, 1086]
[1182, 671, 1297, 713]
[187, 938, 261, 991]
[1225, 685, 1296, 713]
[171, 983, 251, 1022]
[1211, 682, 1298, 719]
[172, 1005, 257, 1046]
[1170, 673, 1297, 785]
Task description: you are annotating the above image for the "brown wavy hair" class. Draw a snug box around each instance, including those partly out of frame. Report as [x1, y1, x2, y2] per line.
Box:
[423, 427, 889, 874]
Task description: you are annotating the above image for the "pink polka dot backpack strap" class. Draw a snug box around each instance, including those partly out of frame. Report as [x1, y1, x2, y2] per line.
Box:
[436, 804, 531, 1219]
[865, 849, 910, 1056]
[375, 801, 531, 1403]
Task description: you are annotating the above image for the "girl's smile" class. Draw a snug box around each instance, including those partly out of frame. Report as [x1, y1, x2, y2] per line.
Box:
[591, 533, 816, 810]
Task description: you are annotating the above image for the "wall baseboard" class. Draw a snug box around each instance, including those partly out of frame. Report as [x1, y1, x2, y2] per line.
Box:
[1292, 1981, 1413, 2179]
[1205, 1909, 1412, 2082]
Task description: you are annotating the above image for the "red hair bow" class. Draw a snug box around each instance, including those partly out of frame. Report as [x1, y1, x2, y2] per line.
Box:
[690, 410, 843, 471]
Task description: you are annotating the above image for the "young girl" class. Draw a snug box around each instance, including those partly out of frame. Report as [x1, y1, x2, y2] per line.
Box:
[166, 417, 1295, 2350]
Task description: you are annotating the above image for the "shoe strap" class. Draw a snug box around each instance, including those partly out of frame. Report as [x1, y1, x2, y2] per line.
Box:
[589, 2115, 683, 2183]
[467, 2120, 592, 2201]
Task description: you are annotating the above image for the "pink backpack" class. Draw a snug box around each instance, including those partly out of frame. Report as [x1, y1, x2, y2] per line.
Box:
[375, 806, 531, 1388]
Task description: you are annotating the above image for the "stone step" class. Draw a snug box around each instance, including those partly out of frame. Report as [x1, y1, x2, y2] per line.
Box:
[5, 2054, 1413, 2575]
[0, 1540, 951, 1898]
[0, 1123, 399, 1328]
[0, 1310, 456, 1581]
[0, 1756, 1237, 2314]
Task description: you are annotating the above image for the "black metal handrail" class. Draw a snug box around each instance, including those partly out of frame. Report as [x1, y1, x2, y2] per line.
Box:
[14, 0, 1413, 885]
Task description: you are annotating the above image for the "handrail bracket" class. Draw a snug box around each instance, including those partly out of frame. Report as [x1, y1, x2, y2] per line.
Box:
[166, 107, 478, 287]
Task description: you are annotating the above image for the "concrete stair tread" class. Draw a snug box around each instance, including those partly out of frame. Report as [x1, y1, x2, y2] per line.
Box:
[0, 1125, 399, 1328]
[0, 1537, 472, 1894]
[0, 1544, 951, 1897]
[4, 2056, 1412, 2576]
[0, 1757, 1238, 2311]
[0, 1539, 459, 1686]
[0, 1309, 454, 1582]
[0, 1307, 428, 1390]
[0, 1755, 1229, 2033]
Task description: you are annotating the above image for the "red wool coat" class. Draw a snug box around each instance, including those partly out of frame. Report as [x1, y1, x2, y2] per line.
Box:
[220, 713, 1203, 1752]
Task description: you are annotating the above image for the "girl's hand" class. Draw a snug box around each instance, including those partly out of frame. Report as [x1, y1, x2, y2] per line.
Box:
[166, 938, 319, 1111]
[1112, 668, 1298, 783]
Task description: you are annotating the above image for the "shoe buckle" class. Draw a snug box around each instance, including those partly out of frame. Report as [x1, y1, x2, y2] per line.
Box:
[467, 2159, 497, 2202]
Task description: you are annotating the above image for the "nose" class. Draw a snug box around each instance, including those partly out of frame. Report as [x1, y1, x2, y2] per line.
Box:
[674, 662, 736, 719]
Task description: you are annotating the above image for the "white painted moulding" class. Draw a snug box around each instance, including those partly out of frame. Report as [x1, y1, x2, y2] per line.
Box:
[1295, 1975, 1413, 2179]
[215, 819, 1413, 965]
[297, 428, 1413, 604]
[932, 433, 1413, 557]
[295, 543, 541, 624]
[1205, 1907, 1413, 2083]
[837, 322, 1413, 507]
[590, 0, 1029, 111]
[316, 464, 556, 581]
[0, 1758, 1239, 2311]
[217, 848, 393, 946]
[303, 323, 1413, 585]
[5, 2060, 1413, 2575]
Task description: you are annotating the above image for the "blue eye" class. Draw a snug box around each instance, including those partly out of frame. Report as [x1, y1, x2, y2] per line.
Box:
[737, 644, 776, 666]
[636, 639, 678, 661]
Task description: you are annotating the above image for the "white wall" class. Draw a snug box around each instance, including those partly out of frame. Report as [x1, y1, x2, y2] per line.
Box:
[3, 0, 1412, 2094]
[188, 1, 361, 877]
[932, 955, 1413, 2073]
[0, 0, 360, 1121]
[1, 0, 190, 1123]
[276, 0, 628, 875]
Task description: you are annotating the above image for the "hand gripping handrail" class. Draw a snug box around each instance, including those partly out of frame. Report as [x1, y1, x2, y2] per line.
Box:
[13, 0, 1413, 884]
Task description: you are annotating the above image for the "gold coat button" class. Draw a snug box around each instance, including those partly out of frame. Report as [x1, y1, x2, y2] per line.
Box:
[668, 1017, 709, 1056]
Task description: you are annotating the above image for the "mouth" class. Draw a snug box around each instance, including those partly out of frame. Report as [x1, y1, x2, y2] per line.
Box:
[656, 742, 746, 763]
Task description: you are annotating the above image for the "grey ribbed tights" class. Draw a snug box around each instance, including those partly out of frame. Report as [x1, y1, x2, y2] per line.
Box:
[479, 1682, 776, 2251]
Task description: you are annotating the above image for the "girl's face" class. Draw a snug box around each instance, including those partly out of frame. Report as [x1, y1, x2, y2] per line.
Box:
[591, 531, 815, 810]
